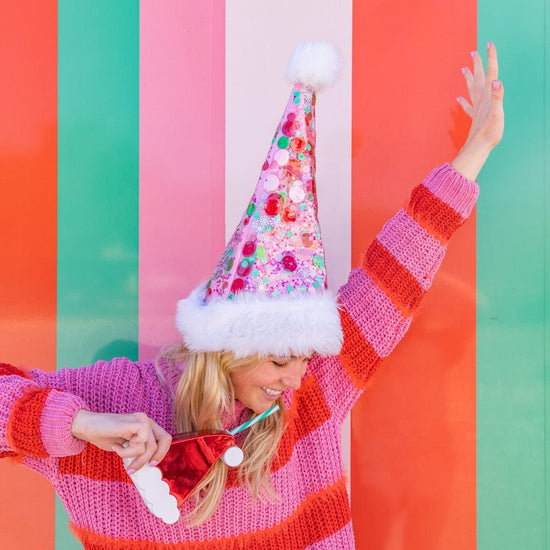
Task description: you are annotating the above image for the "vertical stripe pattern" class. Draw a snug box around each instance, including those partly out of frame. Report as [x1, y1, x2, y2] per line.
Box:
[0, 2, 549, 549]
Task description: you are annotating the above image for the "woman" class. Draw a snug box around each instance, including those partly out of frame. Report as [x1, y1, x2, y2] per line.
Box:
[0, 42, 503, 548]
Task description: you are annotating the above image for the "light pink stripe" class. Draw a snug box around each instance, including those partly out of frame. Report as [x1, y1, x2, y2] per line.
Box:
[340, 268, 411, 358]
[377, 209, 446, 291]
[139, 1, 225, 360]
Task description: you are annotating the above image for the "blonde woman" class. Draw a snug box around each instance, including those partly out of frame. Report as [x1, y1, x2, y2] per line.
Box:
[0, 43, 503, 549]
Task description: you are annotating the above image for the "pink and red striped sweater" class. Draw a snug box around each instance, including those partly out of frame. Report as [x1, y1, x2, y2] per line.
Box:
[0, 163, 478, 549]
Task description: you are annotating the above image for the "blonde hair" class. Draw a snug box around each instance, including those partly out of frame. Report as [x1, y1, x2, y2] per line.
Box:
[158, 344, 286, 525]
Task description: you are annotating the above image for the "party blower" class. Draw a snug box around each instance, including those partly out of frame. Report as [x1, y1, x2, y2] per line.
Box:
[123, 404, 280, 523]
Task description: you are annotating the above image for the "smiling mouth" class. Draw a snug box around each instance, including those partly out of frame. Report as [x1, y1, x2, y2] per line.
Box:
[262, 387, 283, 397]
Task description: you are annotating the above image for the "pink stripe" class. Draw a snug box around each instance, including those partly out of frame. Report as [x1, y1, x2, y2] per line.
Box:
[41, 391, 86, 457]
[305, 523, 354, 549]
[377, 209, 446, 291]
[139, 1, 225, 360]
[341, 269, 411, 358]
[423, 163, 479, 219]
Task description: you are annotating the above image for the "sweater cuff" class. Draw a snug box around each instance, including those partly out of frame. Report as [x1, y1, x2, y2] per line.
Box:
[40, 390, 87, 457]
[422, 162, 479, 219]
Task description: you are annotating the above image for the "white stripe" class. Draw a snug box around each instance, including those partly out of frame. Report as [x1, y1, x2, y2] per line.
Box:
[226, 0, 353, 494]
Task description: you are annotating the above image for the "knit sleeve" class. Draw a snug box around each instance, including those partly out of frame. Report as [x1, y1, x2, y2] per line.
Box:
[328, 163, 479, 412]
[0, 363, 87, 458]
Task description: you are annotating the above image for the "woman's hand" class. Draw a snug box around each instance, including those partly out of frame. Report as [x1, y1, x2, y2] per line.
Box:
[451, 42, 504, 181]
[71, 410, 172, 473]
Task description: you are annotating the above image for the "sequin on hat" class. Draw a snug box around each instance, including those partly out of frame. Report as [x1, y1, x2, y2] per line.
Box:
[176, 42, 343, 358]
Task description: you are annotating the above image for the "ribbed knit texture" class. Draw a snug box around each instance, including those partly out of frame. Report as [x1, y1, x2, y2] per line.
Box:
[0, 163, 478, 549]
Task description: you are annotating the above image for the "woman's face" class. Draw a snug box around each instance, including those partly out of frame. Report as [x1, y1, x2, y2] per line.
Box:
[230, 356, 310, 413]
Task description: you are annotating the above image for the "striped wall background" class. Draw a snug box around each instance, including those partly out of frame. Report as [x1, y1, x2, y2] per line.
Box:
[0, 1, 547, 549]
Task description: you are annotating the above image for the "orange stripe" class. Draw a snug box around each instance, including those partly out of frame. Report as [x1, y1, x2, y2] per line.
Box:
[351, 2, 477, 548]
[60, 443, 129, 482]
[7, 388, 53, 457]
[363, 240, 426, 314]
[407, 184, 466, 242]
[0, 2, 57, 548]
[0, 363, 31, 379]
[72, 477, 351, 550]
[338, 306, 382, 390]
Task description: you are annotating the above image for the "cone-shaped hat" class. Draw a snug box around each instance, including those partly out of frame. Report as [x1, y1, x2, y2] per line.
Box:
[176, 43, 342, 358]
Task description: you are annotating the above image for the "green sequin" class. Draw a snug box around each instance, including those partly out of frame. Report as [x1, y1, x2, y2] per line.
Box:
[246, 203, 255, 215]
[298, 153, 305, 160]
[252, 269, 259, 277]
[286, 230, 293, 237]
[313, 255, 324, 268]
[287, 285, 294, 292]
[277, 136, 290, 148]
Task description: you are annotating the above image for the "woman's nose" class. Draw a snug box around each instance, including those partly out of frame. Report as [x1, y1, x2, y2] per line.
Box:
[281, 359, 307, 390]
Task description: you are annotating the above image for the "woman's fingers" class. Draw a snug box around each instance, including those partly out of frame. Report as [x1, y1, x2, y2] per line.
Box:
[117, 417, 173, 472]
[485, 42, 499, 84]
[149, 421, 173, 466]
[472, 50, 485, 88]
[457, 96, 474, 118]
[461, 66, 474, 101]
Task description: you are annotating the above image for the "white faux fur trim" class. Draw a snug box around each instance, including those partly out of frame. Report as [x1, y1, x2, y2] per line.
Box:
[285, 42, 341, 91]
[176, 283, 343, 358]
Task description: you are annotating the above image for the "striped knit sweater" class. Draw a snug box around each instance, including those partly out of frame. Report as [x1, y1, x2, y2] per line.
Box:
[0, 163, 478, 549]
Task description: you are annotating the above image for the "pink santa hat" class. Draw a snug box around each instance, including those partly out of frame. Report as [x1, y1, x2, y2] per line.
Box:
[176, 42, 343, 359]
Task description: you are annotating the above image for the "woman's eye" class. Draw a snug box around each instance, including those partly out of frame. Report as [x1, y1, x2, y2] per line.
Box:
[272, 361, 287, 368]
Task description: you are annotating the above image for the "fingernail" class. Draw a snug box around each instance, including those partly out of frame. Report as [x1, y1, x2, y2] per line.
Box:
[456, 97, 461, 103]
[461, 67, 466, 74]
[470, 51, 476, 58]
[149, 460, 158, 468]
[492, 80, 501, 89]
[487, 41, 493, 49]
[126, 468, 135, 475]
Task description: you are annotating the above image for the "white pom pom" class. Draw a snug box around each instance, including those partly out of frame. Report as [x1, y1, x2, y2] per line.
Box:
[285, 42, 341, 91]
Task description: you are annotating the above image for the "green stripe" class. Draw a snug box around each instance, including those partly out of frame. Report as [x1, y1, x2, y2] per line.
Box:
[57, 2, 139, 548]
[477, 1, 548, 549]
